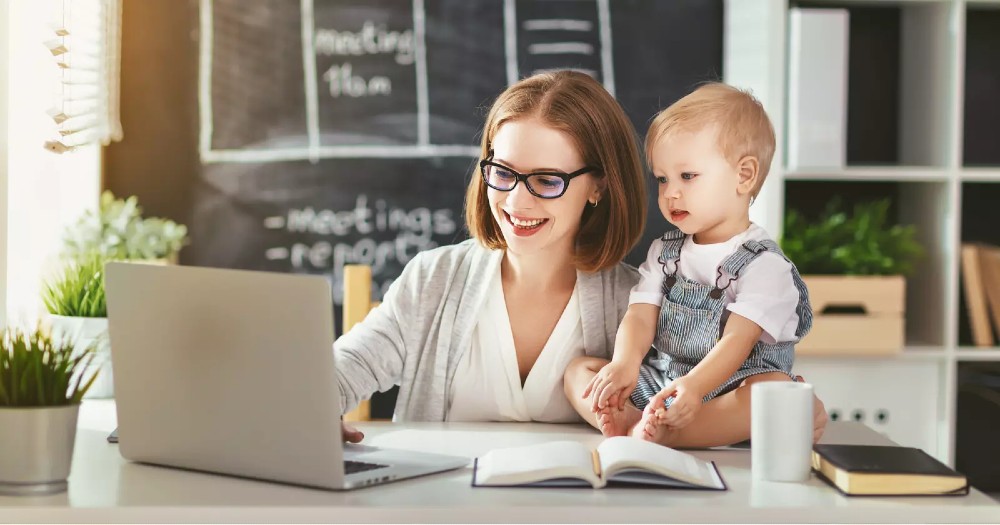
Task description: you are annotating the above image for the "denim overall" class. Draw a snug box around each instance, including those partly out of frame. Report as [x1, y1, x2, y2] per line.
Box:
[630, 229, 813, 410]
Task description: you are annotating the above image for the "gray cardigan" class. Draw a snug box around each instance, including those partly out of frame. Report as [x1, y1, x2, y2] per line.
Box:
[333, 239, 640, 421]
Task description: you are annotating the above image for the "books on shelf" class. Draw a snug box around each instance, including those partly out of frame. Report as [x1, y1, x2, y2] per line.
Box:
[812, 444, 968, 496]
[787, 7, 849, 170]
[977, 244, 1000, 342]
[472, 437, 726, 490]
[960, 243, 1000, 347]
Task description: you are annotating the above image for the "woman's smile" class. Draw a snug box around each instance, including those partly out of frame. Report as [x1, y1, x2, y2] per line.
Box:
[504, 210, 549, 236]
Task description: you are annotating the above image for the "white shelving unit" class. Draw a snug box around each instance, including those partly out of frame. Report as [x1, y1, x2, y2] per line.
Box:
[725, 0, 1000, 466]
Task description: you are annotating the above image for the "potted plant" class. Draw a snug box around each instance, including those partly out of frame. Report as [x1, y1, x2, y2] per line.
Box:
[781, 198, 924, 355]
[40, 191, 189, 397]
[0, 325, 98, 495]
[42, 253, 113, 398]
[62, 190, 188, 263]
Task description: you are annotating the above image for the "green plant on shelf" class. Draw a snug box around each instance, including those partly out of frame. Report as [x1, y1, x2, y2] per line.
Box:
[62, 190, 188, 261]
[42, 253, 108, 318]
[780, 198, 924, 276]
[0, 325, 99, 407]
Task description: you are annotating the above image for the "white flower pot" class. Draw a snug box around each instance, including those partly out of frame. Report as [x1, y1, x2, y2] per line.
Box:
[48, 315, 113, 399]
[0, 405, 79, 495]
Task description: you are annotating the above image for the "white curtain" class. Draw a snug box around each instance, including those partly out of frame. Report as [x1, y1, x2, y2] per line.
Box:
[3, 0, 105, 325]
[45, 0, 123, 152]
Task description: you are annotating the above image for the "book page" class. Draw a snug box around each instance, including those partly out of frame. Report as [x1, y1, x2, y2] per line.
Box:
[597, 437, 724, 489]
[475, 441, 601, 488]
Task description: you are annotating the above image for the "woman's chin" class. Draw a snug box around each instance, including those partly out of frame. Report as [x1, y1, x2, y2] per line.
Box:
[502, 231, 561, 257]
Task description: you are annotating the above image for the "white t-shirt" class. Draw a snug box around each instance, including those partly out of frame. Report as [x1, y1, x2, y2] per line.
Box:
[446, 267, 585, 423]
[629, 223, 801, 345]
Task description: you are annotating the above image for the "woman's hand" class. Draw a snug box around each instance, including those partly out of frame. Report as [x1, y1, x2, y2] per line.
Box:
[342, 422, 364, 443]
[646, 376, 704, 429]
[583, 360, 640, 412]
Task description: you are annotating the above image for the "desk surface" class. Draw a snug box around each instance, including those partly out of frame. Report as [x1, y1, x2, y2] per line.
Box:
[0, 400, 997, 523]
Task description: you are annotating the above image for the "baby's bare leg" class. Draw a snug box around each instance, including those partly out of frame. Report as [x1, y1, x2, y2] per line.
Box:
[644, 372, 792, 448]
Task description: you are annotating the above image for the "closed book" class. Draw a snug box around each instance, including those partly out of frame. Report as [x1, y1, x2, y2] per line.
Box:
[472, 437, 726, 490]
[812, 444, 969, 496]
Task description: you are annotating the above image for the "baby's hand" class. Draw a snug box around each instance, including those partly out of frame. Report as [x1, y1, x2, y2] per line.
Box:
[645, 376, 703, 429]
[583, 360, 639, 412]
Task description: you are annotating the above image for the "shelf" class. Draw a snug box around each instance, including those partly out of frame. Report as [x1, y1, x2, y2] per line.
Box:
[785, 2, 956, 169]
[784, 167, 951, 182]
[794, 1, 963, 7]
[797, 347, 949, 361]
[956, 349, 1000, 361]
[732, 0, 994, 469]
[961, 169, 1000, 182]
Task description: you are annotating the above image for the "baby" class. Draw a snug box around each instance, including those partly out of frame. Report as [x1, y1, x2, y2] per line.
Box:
[564, 83, 813, 446]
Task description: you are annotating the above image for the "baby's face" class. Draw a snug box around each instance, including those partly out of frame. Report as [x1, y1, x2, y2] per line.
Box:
[650, 126, 745, 244]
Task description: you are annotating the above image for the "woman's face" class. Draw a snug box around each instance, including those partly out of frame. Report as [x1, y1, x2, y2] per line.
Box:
[487, 118, 601, 259]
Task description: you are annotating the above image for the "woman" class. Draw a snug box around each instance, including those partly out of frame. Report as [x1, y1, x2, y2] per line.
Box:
[336, 70, 645, 430]
[337, 71, 828, 444]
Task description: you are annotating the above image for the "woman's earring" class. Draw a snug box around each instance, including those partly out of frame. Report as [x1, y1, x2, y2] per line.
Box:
[589, 199, 599, 208]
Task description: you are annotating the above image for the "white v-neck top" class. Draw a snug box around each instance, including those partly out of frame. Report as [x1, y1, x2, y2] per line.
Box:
[446, 268, 585, 423]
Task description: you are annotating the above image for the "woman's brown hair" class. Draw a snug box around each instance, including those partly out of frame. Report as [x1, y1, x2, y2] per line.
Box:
[464, 71, 646, 272]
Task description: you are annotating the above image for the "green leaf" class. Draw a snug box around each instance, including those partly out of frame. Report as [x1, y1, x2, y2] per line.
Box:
[780, 197, 924, 276]
[0, 325, 95, 407]
[62, 190, 189, 261]
[42, 253, 108, 317]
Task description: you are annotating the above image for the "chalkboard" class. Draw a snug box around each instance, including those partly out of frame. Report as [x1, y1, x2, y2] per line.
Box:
[105, 0, 722, 418]
[106, 0, 723, 317]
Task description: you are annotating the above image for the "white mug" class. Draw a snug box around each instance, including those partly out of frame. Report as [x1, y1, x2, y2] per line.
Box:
[751, 381, 814, 482]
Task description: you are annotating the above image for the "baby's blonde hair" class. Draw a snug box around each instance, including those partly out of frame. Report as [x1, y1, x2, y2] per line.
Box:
[645, 82, 775, 198]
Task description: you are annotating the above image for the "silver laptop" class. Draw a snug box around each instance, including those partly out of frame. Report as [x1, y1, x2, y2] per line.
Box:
[105, 262, 468, 490]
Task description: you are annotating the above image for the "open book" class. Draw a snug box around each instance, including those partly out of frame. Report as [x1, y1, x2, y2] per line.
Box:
[472, 436, 726, 490]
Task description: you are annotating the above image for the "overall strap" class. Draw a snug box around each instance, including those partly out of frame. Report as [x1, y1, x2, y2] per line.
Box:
[657, 229, 687, 292]
[716, 239, 813, 338]
[716, 239, 779, 283]
[656, 229, 686, 264]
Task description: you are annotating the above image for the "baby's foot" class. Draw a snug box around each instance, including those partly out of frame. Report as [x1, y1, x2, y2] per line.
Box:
[630, 408, 673, 444]
[596, 403, 642, 437]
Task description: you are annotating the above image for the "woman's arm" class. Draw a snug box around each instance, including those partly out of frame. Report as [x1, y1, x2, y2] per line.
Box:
[333, 253, 427, 414]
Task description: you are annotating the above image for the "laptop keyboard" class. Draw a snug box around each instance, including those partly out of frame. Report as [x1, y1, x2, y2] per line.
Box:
[344, 459, 389, 475]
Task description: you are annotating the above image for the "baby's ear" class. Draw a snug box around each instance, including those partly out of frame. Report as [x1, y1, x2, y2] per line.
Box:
[736, 156, 759, 196]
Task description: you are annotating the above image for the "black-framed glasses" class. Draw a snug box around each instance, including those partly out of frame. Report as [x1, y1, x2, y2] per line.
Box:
[480, 155, 599, 199]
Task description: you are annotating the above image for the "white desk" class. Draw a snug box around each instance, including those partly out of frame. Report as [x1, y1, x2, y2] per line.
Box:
[0, 400, 997, 523]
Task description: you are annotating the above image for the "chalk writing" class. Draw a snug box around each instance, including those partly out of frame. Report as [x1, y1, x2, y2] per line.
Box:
[314, 22, 415, 65]
[264, 195, 458, 302]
